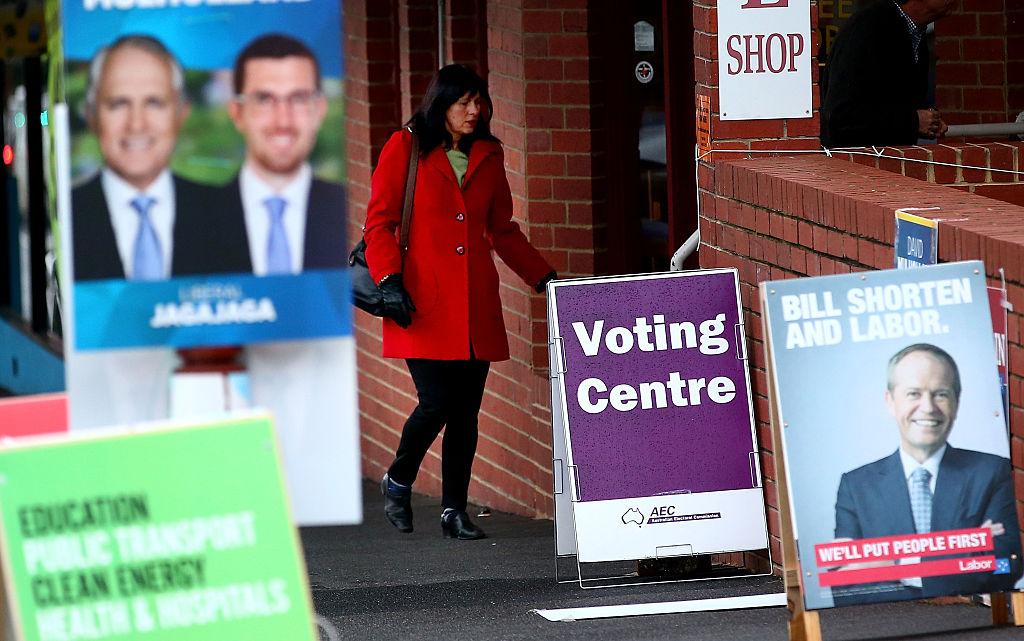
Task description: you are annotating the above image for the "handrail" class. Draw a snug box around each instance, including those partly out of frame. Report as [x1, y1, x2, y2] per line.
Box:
[945, 122, 1024, 138]
[670, 229, 700, 271]
[945, 112, 1024, 138]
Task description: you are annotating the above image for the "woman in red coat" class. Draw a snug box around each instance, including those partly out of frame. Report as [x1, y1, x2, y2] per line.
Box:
[364, 65, 555, 540]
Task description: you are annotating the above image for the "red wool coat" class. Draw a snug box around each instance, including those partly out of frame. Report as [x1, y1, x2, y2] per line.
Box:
[363, 129, 554, 361]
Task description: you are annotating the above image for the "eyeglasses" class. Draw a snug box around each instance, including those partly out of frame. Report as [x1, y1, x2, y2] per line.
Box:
[235, 90, 322, 112]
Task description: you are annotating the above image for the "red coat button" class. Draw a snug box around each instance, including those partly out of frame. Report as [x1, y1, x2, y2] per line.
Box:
[456, 212, 465, 221]
[456, 246, 465, 255]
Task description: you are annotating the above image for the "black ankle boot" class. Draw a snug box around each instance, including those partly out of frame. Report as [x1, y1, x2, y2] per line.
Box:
[381, 474, 413, 533]
[441, 510, 486, 540]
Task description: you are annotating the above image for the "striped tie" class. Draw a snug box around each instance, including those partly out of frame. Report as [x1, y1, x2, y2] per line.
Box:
[910, 467, 932, 534]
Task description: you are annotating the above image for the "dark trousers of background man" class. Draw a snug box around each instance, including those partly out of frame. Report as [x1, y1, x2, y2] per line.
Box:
[387, 358, 490, 512]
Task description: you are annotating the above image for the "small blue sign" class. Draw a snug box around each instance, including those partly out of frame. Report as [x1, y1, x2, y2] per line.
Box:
[894, 210, 938, 269]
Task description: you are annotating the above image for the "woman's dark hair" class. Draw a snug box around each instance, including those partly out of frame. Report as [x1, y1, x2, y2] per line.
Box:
[406, 64, 499, 154]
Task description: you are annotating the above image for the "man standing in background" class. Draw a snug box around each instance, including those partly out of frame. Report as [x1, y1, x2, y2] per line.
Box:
[820, 0, 956, 148]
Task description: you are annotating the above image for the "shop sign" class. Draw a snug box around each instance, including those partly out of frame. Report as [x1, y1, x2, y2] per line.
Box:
[717, 0, 812, 120]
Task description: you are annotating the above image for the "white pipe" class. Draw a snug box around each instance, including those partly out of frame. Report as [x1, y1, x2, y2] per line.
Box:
[670, 229, 700, 271]
[945, 122, 1024, 137]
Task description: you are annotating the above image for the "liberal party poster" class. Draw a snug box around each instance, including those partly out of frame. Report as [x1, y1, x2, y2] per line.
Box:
[53, 0, 363, 526]
[60, 0, 349, 349]
[762, 261, 1022, 609]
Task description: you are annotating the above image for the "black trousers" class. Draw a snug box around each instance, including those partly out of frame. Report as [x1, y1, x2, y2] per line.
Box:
[387, 358, 490, 511]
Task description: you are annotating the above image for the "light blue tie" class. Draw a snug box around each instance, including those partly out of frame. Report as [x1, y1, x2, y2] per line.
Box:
[130, 196, 162, 281]
[264, 196, 291, 275]
[910, 467, 932, 534]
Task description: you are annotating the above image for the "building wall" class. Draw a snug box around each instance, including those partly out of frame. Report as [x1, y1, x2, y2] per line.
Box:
[1009, 3, 1024, 116]
[827, 142, 1024, 206]
[935, 0, 1012, 125]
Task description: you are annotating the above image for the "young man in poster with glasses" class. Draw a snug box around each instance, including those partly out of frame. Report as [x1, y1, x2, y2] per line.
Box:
[224, 33, 347, 276]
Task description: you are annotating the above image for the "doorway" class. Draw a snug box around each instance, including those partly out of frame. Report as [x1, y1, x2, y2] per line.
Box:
[592, 0, 697, 275]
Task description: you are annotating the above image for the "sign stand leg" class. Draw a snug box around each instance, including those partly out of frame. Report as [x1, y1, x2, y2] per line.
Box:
[763, 291, 822, 641]
[991, 592, 1024, 626]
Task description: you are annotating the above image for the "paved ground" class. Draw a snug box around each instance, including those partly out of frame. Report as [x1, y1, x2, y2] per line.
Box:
[302, 482, 1019, 641]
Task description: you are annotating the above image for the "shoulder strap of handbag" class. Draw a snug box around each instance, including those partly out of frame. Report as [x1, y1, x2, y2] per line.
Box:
[398, 127, 419, 261]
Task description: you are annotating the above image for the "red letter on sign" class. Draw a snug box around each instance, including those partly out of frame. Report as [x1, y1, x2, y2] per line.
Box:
[744, 35, 766, 73]
[726, 35, 743, 74]
[741, 0, 789, 7]
[787, 33, 805, 70]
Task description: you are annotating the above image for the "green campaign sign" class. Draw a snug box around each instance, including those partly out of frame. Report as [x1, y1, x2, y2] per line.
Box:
[0, 414, 316, 641]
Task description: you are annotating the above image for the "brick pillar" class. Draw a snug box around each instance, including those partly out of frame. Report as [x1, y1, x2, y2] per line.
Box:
[398, 0, 440, 122]
[693, 0, 822, 574]
[345, 0, 402, 231]
[935, 0, 1010, 125]
[488, 0, 595, 367]
[447, 0, 487, 73]
[345, 0, 415, 495]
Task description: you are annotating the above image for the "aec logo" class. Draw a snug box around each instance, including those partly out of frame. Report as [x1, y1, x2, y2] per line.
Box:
[621, 505, 679, 527]
[621, 508, 644, 526]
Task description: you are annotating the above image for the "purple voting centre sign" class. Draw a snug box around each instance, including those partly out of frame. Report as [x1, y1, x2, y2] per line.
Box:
[549, 269, 768, 563]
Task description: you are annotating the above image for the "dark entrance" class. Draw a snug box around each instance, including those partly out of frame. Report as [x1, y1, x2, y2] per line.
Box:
[591, 0, 697, 275]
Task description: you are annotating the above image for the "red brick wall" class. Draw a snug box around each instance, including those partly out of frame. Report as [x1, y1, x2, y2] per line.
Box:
[398, 0, 439, 122]
[447, 0, 487, 75]
[344, 0, 410, 508]
[935, 0, 1010, 125]
[1009, 3, 1024, 116]
[824, 142, 1024, 207]
[700, 155, 1024, 573]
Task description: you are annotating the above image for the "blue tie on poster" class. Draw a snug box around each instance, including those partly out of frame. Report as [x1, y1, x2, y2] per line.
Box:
[264, 196, 291, 276]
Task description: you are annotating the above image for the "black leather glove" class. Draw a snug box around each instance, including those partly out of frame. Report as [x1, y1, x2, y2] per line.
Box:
[535, 270, 557, 293]
[380, 274, 416, 328]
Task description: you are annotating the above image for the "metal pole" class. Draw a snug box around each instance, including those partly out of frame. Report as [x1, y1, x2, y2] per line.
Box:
[944, 122, 1024, 138]
[24, 56, 47, 334]
[437, 0, 446, 67]
[0, 66, 10, 310]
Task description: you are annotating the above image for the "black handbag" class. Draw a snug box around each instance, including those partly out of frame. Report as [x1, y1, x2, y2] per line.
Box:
[349, 129, 419, 316]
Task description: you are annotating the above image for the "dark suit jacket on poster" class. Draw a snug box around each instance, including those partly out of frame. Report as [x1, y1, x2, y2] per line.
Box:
[220, 175, 347, 272]
[832, 446, 1022, 605]
[71, 173, 252, 281]
[819, 0, 930, 147]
